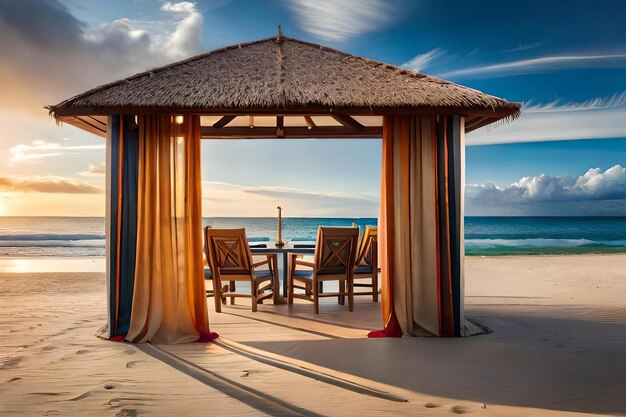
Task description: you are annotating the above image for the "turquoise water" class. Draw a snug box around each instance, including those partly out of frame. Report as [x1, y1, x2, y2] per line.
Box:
[465, 216, 626, 256]
[0, 216, 624, 257]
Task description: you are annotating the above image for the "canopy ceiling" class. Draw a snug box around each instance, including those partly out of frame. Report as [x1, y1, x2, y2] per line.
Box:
[48, 34, 520, 138]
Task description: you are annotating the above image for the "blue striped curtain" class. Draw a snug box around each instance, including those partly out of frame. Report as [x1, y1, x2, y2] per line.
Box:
[108, 115, 139, 337]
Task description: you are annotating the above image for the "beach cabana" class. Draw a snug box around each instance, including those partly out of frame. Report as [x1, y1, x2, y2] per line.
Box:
[48, 33, 520, 343]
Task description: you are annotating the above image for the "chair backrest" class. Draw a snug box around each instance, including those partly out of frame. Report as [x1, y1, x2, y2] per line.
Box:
[313, 227, 359, 276]
[203, 225, 212, 268]
[204, 227, 253, 276]
[355, 226, 378, 267]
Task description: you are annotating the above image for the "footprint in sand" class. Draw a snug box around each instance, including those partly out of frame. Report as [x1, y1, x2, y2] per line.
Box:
[451, 405, 468, 414]
[7, 376, 23, 383]
[0, 356, 22, 370]
[125, 360, 144, 368]
[424, 402, 440, 408]
[115, 409, 138, 417]
[76, 349, 89, 354]
[42, 345, 58, 352]
[123, 349, 136, 355]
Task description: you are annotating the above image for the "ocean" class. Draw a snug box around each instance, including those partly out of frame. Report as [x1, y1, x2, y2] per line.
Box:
[0, 216, 625, 257]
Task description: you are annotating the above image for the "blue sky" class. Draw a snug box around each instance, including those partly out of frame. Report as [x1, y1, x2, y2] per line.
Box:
[0, 0, 624, 216]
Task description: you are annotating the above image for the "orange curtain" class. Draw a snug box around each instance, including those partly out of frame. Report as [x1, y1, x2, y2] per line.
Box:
[378, 115, 466, 337]
[126, 115, 211, 343]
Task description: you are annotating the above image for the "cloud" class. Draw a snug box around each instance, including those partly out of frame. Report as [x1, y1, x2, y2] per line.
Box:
[439, 53, 626, 79]
[467, 93, 626, 145]
[10, 141, 105, 162]
[0, 175, 102, 194]
[0, 0, 204, 114]
[523, 92, 626, 113]
[201, 181, 378, 217]
[243, 186, 377, 205]
[496, 43, 544, 54]
[466, 165, 626, 216]
[79, 164, 106, 177]
[287, 0, 394, 41]
[160, 2, 203, 59]
[402, 48, 443, 72]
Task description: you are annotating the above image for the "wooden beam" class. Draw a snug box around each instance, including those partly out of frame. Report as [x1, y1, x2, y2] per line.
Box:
[201, 126, 381, 139]
[59, 116, 106, 138]
[276, 116, 284, 138]
[465, 116, 487, 129]
[50, 105, 519, 120]
[465, 116, 493, 132]
[212, 115, 236, 128]
[304, 116, 316, 129]
[86, 115, 107, 130]
[75, 116, 107, 134]
[330, 114, 364, 131]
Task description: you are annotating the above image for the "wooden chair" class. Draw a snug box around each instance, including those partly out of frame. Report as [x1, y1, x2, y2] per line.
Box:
[204, 227, 278, 313]
[353, 226, 378, 302]
[287, 227, 359, 314]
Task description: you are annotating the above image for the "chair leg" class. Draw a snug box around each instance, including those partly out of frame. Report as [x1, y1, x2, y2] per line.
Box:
[221, 285, 228, 304]
[287, 264, 294, 305]
[213, 277, 222, 313]
[229, 281, 235, 305]
[251, 281, 258, 312]
[272, 267, 279, 304]
[313, 277, 319, 314]
[338, 280, 345, 305]
[372, 272, 378, 302]
[348, 277, 354, 312]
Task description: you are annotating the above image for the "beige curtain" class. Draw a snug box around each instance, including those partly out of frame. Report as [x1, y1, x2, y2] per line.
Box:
[126, 115, 211, 343]
[379, 115, 466, 337]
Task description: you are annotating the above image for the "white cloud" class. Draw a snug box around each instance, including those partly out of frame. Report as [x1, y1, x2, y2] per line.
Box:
[402, 48, 443, 72]
[10, 141, 105, 162]
[440, 53, 626, 79]
[467, 93, 626, 145]
[466, 165, 626, 216]
[0, 175, 102, 194]
[496, 43, 543, 54]
[201, 181, 378, 217]
[0, 1, 205, 114]
[523, 92, 626, 113]
[78, 164, 106, 177]
[287, 0, 394, 41]
[160, 2, 204, 59]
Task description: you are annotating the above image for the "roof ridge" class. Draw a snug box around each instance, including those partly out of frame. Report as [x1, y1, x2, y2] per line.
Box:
[275, 27, 287, 107]
[47, 33, 521, 124]
[279, 37, 515, 106]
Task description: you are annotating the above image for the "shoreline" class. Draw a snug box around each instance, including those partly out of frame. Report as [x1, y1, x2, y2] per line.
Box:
[2, 251, 626, 273]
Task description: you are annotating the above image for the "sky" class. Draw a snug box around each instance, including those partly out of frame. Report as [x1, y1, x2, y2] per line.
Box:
[0, 0, 625, 217]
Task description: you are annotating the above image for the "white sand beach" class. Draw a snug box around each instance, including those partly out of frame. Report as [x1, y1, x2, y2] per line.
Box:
[1, 254, 625, 416]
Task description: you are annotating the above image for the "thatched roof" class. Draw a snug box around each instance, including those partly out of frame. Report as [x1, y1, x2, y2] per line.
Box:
[48, 34, 520, 132]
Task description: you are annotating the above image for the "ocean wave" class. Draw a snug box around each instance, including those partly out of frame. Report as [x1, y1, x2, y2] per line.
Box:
[466, 238, 626, 249]
[0, 239, 105, 248]
[0, 233, 105, 241]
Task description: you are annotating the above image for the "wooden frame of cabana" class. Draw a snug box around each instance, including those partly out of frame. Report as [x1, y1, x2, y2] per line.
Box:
[48, 31, 520, 343]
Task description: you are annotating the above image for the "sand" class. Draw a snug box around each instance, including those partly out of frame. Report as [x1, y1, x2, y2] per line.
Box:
[1, 254, 625, 416]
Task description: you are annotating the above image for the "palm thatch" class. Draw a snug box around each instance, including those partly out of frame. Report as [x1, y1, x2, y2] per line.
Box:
[48, 35, 520, 130]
